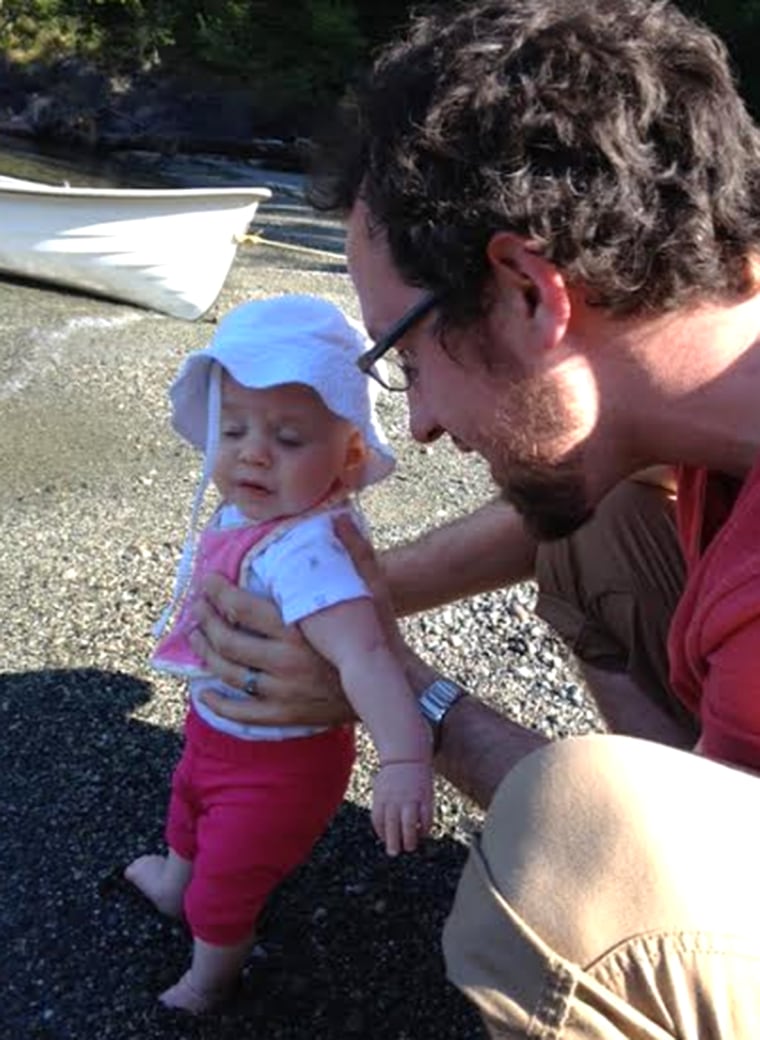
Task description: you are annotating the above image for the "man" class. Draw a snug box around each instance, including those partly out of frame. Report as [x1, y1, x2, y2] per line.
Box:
[190, 1, 760, 1034]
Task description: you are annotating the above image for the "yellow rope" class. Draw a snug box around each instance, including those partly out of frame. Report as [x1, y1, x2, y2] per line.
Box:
[235, 232, 346, 263]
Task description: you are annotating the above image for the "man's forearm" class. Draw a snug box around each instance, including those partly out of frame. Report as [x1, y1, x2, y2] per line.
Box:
[382, 499, 537, 616]
[435, 696, 548, 808]
[404, 653, 548, 809]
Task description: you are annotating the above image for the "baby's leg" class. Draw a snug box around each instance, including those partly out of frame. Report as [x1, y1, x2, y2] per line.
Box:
[123, 849, 192, 919]
[157, 725, 355, 1012]
[159, 932, 254, 1014]
[125, 739, 197, 917]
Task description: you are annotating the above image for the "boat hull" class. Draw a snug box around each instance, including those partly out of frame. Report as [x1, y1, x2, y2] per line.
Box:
[0, 177, 272, 319]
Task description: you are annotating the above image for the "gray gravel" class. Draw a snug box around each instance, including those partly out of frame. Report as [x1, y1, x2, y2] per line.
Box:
[0, 172, 602, 1040]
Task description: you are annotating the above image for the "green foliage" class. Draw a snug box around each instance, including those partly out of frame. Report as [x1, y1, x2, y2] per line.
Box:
[5, 1, 760, 127]
[64, 0, 176, 64]
[195, 0, 365, 106]
[1, 0, 367, 113]
[0, 0, 90, 62]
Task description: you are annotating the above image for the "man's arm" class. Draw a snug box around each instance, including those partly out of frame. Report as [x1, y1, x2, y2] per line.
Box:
[382, 498, 536, 616]
[403, 653, 548, 809]
[383, 472, 676, 618]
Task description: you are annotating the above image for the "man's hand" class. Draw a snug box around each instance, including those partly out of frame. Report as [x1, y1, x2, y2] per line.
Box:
[189, 572, 353, 727]
[189, 516, 412, 727]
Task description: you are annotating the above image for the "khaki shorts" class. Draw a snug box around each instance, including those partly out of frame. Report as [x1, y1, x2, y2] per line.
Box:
[444, 735, 760, 1039]
[535, 478, 697, 735]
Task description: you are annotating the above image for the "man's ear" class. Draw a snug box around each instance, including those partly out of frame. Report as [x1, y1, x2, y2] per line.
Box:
[342, 429, 369, 488]
[486, 231, 571, 350]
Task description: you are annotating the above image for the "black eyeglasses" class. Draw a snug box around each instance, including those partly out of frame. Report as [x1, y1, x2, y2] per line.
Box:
[357, 290, 445, 391]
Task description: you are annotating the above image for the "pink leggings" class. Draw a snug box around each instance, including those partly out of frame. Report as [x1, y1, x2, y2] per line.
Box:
[167, 709, 355, 945]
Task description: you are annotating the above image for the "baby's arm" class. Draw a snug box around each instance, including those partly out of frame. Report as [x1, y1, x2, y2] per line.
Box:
[299, 599, 433, 855]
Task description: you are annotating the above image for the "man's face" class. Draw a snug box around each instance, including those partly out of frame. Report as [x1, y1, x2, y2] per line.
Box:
[346, 203, 594, 539]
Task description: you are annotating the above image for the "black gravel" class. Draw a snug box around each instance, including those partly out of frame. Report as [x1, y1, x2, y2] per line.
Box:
[2, 670, 480, 1040]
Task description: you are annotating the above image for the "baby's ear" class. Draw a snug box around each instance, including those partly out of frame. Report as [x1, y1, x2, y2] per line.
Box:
[342, 429, 369, 487]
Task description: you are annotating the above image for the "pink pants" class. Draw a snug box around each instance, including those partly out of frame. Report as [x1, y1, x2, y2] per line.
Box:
[167, 708, 355, 945]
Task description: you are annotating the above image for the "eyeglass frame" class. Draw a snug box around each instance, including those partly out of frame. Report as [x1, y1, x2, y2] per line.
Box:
[357, 289, 446, 391]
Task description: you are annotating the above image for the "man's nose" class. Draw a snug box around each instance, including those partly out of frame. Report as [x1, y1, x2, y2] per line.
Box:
[407, 389, 444, 444]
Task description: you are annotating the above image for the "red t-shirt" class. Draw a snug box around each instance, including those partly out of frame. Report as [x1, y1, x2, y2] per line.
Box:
[668, 459, 760, 768]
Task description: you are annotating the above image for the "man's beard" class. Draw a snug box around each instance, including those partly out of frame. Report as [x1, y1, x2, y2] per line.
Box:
[489, 375, 595, 541]
[473, 323, 597, 540]
[498, 455, 594, 541]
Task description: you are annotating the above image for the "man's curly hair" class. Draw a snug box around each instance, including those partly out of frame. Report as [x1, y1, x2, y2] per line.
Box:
[308, 0, 760, 322]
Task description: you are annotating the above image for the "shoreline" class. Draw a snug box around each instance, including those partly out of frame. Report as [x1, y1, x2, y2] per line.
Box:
[0, 55, 312, 174]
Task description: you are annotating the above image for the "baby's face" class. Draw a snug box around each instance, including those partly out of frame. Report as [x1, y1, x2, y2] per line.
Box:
[212, 375, 363, 521]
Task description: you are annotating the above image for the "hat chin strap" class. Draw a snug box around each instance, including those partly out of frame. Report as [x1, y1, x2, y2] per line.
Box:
[153, 363, 222, 637]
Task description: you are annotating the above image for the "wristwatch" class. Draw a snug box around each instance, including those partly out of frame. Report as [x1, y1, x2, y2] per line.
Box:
[418, 677, 468, 752]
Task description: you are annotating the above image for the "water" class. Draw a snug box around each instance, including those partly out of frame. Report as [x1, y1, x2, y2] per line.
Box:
[0, 132, 305, 193]
[0, 133, 163, 187]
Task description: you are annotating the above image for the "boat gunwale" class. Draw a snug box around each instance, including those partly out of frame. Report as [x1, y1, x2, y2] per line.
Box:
[0, 177, 272, 202]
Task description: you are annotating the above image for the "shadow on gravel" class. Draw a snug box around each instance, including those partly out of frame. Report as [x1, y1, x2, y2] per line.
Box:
[1, 668, 485, 1040]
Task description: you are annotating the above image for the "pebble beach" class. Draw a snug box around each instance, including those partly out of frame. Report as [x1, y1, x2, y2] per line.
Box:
[0, 172, 602, 1040]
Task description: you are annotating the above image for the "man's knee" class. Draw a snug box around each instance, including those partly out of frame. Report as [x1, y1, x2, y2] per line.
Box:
[445, 736, 760, 1038]
[453, 733, 760, 961]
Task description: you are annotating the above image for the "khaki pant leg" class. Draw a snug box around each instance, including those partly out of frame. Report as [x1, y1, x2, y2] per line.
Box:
[535, 479, 696, 736]
[444, 735, 760, 1039]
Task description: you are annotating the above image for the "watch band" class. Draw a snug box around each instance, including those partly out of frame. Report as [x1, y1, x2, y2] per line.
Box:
[418, 677, 468, 752]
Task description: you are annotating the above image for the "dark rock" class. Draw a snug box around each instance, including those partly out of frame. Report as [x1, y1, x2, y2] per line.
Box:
[0, 56, 312, 167]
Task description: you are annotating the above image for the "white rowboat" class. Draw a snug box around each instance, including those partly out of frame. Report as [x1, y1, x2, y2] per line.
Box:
[0, 175, 272, 319]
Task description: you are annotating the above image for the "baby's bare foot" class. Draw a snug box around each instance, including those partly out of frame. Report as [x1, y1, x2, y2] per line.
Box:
[123, 855, 184, 918]
[159, 971, 231, 1015]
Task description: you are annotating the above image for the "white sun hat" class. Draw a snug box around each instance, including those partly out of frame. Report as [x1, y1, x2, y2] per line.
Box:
[170, 293, 396, 488]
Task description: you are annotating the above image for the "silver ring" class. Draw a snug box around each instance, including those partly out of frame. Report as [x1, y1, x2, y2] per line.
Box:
[242, 669, 261, 697]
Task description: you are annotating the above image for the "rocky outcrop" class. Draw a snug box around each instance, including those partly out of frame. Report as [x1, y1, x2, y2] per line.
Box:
[0, 56, 309, 169]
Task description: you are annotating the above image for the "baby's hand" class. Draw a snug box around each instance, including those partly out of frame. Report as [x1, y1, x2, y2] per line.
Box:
[371, 760, 434, 856]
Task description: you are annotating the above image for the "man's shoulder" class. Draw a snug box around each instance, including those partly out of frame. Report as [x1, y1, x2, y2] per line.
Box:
[687, 460, 760, 637]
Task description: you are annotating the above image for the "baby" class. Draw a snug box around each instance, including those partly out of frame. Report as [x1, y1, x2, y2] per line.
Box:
[124, 294, 433, 1013]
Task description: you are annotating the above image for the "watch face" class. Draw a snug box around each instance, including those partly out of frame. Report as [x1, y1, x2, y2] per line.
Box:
[420, 679, 465, 720]
[419, 679, 466, 751]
